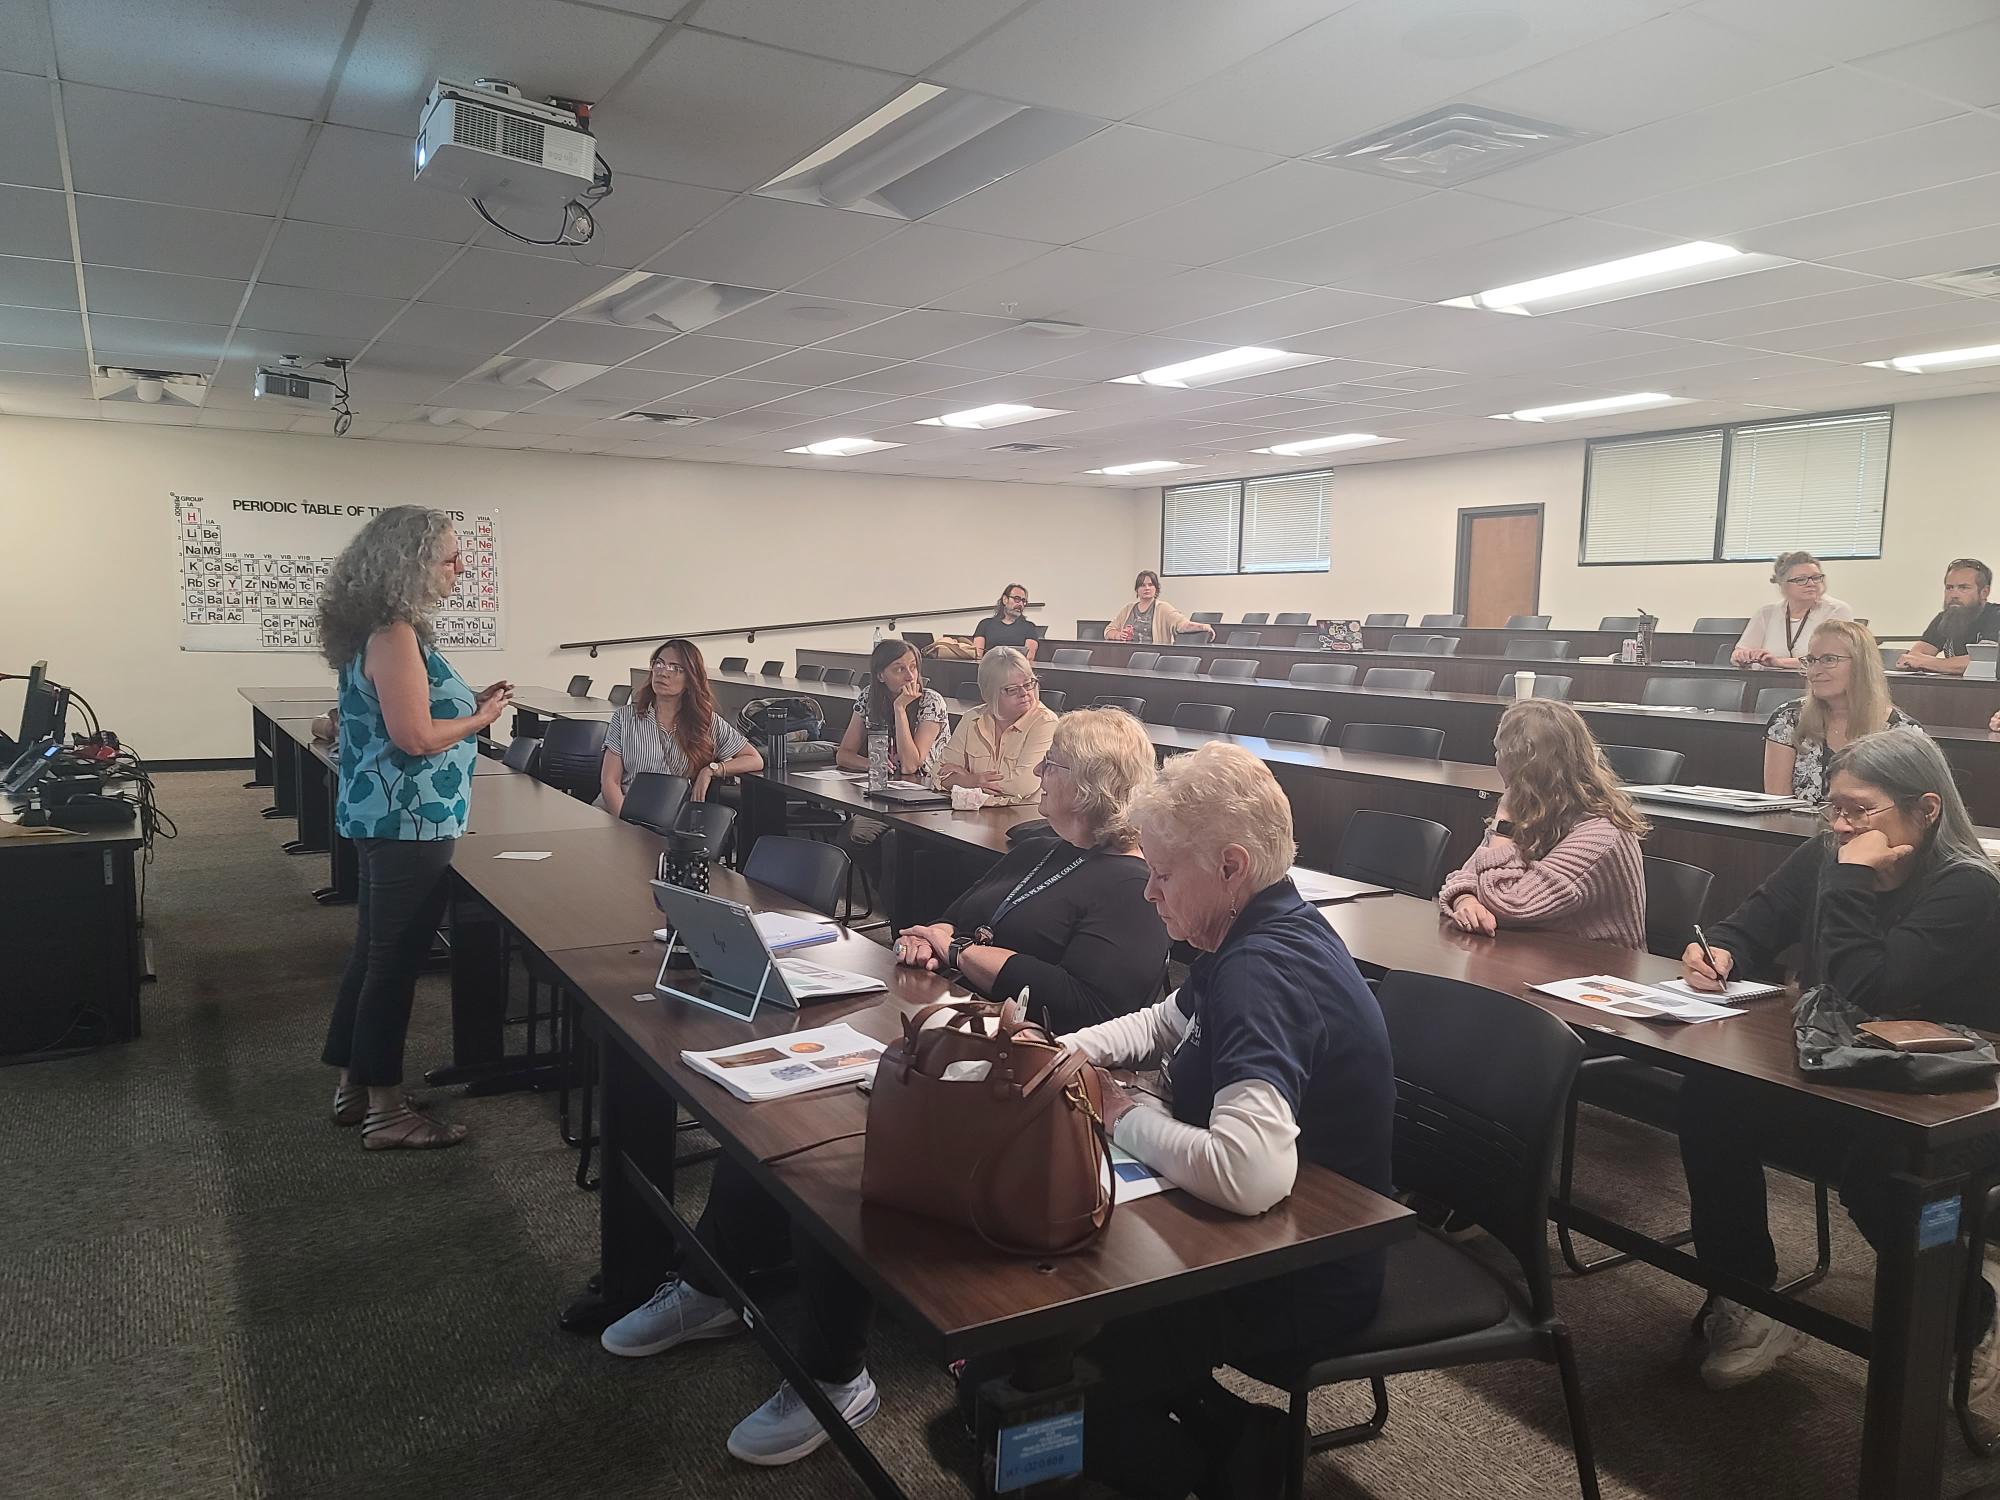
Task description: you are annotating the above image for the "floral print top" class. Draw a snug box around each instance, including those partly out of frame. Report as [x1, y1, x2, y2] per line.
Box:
[335, 641, 477, 840]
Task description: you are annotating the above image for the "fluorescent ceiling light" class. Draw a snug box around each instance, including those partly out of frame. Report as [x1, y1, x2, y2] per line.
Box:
[1251, 433, 1398, 457]
[1111, 346, 1327, 389]
[599, 275, 767, 333]
[1494, 392, 1687, 423]
[916, 403, 1068, 430]
[1442, 242, 1764, 316]
[1865, 343, 2000, 374]
[786, 437, 905, 457]
[1086, 460, 1196, 476]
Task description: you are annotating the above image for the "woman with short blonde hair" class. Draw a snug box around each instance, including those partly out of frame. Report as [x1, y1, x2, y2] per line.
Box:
[938, 647, 1060, 805]
[1128, 739, 1296, 894]
[1763, 618, 1922, 802]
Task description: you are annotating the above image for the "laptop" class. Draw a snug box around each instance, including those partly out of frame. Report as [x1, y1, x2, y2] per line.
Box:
[903, 630, 935, 649]
[1968, 641, 1998, 682]
[863, 782, 951, 808]
[651, 882, 884, 1022]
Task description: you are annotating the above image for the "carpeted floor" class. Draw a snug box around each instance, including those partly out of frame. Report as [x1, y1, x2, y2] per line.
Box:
[3, 769, 1995, 1499]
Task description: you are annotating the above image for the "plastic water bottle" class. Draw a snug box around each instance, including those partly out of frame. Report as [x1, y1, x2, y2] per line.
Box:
[867, 730, 891, 790]
[872, 623, 883, 646]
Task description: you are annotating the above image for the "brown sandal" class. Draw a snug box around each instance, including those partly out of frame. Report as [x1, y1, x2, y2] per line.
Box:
[361, 1104, 466, 1150]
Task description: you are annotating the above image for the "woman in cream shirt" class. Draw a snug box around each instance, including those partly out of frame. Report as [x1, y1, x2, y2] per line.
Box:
[936, 647, 1057, 804]
[1731, 551, 1854, 669]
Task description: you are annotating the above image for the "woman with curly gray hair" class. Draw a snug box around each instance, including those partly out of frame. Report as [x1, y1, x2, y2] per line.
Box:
[317, 506, 512, 1150]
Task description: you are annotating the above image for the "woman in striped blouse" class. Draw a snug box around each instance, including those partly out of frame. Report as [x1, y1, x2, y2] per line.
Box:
[1438, 699, 1649, 948]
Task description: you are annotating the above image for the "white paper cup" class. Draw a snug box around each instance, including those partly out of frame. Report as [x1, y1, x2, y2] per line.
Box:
[1513, 670, 1536, 700]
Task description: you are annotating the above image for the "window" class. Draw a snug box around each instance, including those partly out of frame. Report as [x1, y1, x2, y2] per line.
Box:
[1162, 471, 1332, 575]
[1581, 408, 1890, 565]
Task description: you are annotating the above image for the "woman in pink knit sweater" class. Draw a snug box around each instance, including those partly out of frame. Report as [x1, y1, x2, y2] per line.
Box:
[1438, 699, 1650, 948]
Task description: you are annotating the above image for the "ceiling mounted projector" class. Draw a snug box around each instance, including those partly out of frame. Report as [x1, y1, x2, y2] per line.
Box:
[415, 78, 597, 206]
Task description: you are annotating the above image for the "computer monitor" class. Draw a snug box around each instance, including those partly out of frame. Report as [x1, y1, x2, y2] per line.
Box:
[17, 661, 66, 747]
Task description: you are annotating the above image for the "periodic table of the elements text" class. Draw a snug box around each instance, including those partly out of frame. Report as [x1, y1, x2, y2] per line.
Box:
[173, 494, 504, 652]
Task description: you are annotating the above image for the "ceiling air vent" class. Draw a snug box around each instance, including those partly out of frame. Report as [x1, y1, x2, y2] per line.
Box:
[1312, 106, 1588, 185]
[988, 441, 1065, 453]
[1913, 265, 2000, 299]
[615, 410, 702, 426]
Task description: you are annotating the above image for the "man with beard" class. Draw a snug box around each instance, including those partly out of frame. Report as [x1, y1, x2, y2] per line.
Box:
[1899, 558, 2000, 675]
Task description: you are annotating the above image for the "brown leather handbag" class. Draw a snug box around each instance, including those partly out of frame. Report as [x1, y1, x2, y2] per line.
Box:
[861, 999, 1115, 1254]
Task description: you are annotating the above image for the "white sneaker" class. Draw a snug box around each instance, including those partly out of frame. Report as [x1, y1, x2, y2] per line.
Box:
[1968, 1265, 2000, 1405]
[726, 1371, 880, 1467]
[599, 1278, 742, 1358]
[1700, 1298, 1803, 1389]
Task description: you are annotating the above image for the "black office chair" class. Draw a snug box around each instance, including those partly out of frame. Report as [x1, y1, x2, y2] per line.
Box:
[1038, 688, 1066, 713]
[1237, 973, 1598, 1500]
[1171, 703, 1235, 733]
[1190, 612, 1224, 624]
[1273, 612, 1311, 626]
[1128, 651, 1159, 672]
[1503, 638, 1571, 660]
[1155, 655, 1199, 675]
[1693, 616, 1750, 634]
[1642, 855, 1713, 960]
[719, 656, 748, 674]
[1292, 630, 1323, 648]
[1339, 722, 1444, 760]
[535, 718, 608, 800]
[1331, 811, 1450, 898]
[1713, 642, 1740, 665]
[1498, 672, 1572, 701]
[741, 836, 848, 917]
[1262, 712, 1331, 744]
[1077, 621, 1107, 641]
[607, 684, 632, 707]
[1386, 633, 1433, 653]
[1879, 644, 1908, 672]
[1364, 613, 1408, 627]
[500, 735, 540, 773]
[1755, 685, 1799, 718]
[1598, 616, 1643, 633]
[619, 772, 691, 835]
[1505, 615, 1551, 629]
[1291, 662, 1357, 687]
[954, 682, 982, 705]
[760, 660, 783, 677]
[1050, 648, 1094, 666]
[1091, 696, 1145, 716]
[1361, 668, 1434, 692]
[566, 674, 593, 696]
[1598, 743, 1685, 784]
[1640, 676, 1744, 711]
[1239, 612, 1270, 626]
[673, 801, 737, 863]
[822, 667, 858, 688]
[1420, 613, 1465, 628]
[797, 663, 825, 682]
[1226, 630, 1263, 647]
[1422, 637, 1460, 656]
[1208, 659, 1259, 679]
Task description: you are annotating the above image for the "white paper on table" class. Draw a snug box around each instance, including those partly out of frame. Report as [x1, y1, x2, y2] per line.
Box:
[1290, 865, 1391, 903]
[793, 768, 861, 781]
[1657, 976, 1784, 1002]
[1531, 974, 1741, 1023]
[493, 850, 553, 861]
[1103, 1145, 1174, 1202]
[1572, 701, 1707, 714]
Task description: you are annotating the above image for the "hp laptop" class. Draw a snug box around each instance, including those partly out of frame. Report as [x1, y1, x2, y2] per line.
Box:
[651, 882, 883, 1022]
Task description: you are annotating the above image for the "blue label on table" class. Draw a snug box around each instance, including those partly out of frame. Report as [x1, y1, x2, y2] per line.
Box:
[1919, 1196, 1961, 1250]
[995, 1410, 1084, 1491]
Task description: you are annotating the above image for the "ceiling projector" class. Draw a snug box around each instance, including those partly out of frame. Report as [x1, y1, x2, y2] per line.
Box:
[415, 79, 597, 205]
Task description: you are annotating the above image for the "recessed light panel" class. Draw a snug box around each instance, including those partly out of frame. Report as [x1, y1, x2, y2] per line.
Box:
[1251, 433, 1397, 457]
[1493, 392, 1688, 423]
[916, 403, 1069, 430]
[786, 437, 905, 457]
[1111, 347, 1327, 389]
[1086, 460, 1196, 476]
[1441, 242, 1774, 316]
[1865, 343, 2000, 374]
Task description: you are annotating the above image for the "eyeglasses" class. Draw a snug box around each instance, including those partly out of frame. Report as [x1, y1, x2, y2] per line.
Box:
[1813, 799, 1900, 826]
[1783, 573, 1827, 586]
[1035, 756, 1071, 775]
[1005, 594, 1027, 604]
[651, 662, 687, 675]
[1798, 654, 1849, 669]
[1000, 679, 1039, 697]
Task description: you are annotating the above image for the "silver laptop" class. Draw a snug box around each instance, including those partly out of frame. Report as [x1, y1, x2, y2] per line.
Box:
[1968, 641, 1998, 681]
[650, 882, 883, 1022]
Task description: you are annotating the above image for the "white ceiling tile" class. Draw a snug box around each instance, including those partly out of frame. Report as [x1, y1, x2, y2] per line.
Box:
[226, 322, 371, 363]
[930, 323, 1128, 372]
[657, 377, 810, 416]
[1854, 18, 2000, 109]
[1828, 224, 2000, 280]
[4, 185, 81, 262]
[565, 368, 708, 407]
[1013, 334, 1225, 383]
[820, 309, 1012, 359]
[372, 422, 465, 444]
[290, 124, 478, 242]
[376, 300, 543, 354]
[695, 293, 898, 346]
[624, 333, 795, 376]
[0, 68, 60, 190]
[0, 343, 89, 376]
[1221, 192, 1559, 286]
[502, 320, 676, 365]
[262, 222, 460, 300]
[1138, 0, 1663, 156]
[241, 284, 403, 341]
[420, 248, 623, 317]
[592, 30, 901, 194]
[195, 404, 309, 431]
[931, 246, 1185, 319]
[61, 85, 309, 214]
[1, 255, 79, 311]
[1744, 301, 2000, 356]
[50, 0, 361, 116]
[453, 428, 541, 448]
[0, 393, 101, 420]
[1689, 0, 1997, 63]
[1052, 269, 1304, 335]
[82, 266, 245, 323]
[328, 0, 665, 133]
[745, 387, 887, 417]
[0, 4, 50, 73]
[1540, 262, 1872, 330]
[96, 401, 199, 424]
[489, 174, 733, 272]
[649, 196, 899, 289]
[925, 126, 1273, 245]
[0, 304, 85, 349]
[1335, 218, 1684, 304]
[792, 224, 1049, 306]
[824, 361, 989, 396]
[731, 347, 898, 386]
[87, 314, 231, 364]
[1157, 286, 1411, 345]
[1740, 174, 2000, 263]
[1638, 283, 1961, 343]
[693, 0, 1024, 74]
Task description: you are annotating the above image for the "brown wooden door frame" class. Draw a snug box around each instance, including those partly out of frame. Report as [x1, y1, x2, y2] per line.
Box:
[1453, 504, 1545, 619]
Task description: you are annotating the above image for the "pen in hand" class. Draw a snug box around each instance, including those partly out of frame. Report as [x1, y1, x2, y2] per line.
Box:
[1692, 924, 1725, 991]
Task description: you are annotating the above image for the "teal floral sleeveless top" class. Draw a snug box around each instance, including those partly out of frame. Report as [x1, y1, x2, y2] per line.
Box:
[335, 641, 477, 840]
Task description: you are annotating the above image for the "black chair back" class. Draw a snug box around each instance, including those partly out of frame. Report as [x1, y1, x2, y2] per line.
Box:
[1190, 611, 1223, 624]
[822, 667, 858, 688]
[673, 801, 737, 861]
[1050, 648, 1094, 666]
[1077, 620, 1107, 641]
[1423, 636, 1460, 656]
[1755, 685, 1798, 718]
[1262, 712, 1330, 744]
[1386, 632, 1433, 652]
[1273, 612, 1311, 625]
[1208, 658, 1259, 679]
[1362, 667, 1434, 692]
[1226, 630, 1263, 646]
[1503, 638, 1571, 660]
[1340, 722, 1444, 760]
[607, 684, 633, 706]
[1420, 613, 1465, 627]
[536, 718, 608, 799]
[1154, 655, 1199, 675]
[1598, 616, 1642, 633]
[1128, 651, 1159, 672]
[1498, 672, 1573, 701]
[1693, 616, 1750, 634]
[1171, 702, 1234, 733]
[1090, 696, 1145, 716]
[954, 682, 982, 705]
[719, 656, 748, 674]
[1364, 613, 1408, 627]
[1643, 856, 1714, 960]
[796, 663, 825, 682]
[1333, 810, 1451, 895]
[1292, 630, 1322, 648]
[1599, 743, 1685, 784]
[566, 675, 592, 696]
[500, 735, 540, 773]
[1290, 662, 1357, 687]
[1640, 676, 1744, 711]
[760, 660, 783, 677]
[1376, 971, 1583, 1317]
[1505, 615, 1551, 629]
[1038, 688, 1066, 713]
[621, 772, 691, 835]
[1240, 612, 1270, 626]
[742, 835, 848, 917]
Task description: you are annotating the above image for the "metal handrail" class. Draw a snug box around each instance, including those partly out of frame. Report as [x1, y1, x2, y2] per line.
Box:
[560, 602, 1045, 657]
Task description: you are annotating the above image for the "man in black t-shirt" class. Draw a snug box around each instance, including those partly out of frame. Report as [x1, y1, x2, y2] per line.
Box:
[1900, 558, 2000, 675]
[971, 583, 1039, 659]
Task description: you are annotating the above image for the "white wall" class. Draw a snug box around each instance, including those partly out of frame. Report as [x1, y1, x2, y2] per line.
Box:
[0, 418, 1145, 759]
[1137, 393, 2000, 638]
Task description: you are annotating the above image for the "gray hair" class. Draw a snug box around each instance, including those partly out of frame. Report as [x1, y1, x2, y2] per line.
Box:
[1770, 550, 1821, 585]
[1130, 741, 1297, 890]
[317, 506, 457, 668]
[1827, 730, 1999, 889]
[976, 645, 1034, 706]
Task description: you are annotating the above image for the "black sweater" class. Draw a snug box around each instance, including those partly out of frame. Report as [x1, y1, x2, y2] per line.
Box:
[1709, 837, 2000, 1027]
[943, 838, 1168, 1031]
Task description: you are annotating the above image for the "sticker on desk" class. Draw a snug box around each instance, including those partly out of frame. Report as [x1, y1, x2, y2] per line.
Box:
[995, 1410, 1084, 1491]
[493, 850, 553, 860]
[1919, 1196, 1962, 1250]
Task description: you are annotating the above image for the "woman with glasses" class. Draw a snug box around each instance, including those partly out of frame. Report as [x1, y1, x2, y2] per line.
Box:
[971, 583, 1040, 660]
[600, 638, 762, 818]
[1678, 730, 2000, 1393]
[1762, 619, 1921, 802]
[1730, 550, 1854, 669]
[937, 646, 1058, 805]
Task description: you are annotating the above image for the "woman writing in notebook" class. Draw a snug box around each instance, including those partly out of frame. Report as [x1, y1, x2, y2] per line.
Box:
[1761, 618, 1921, 802]
[1677, 730, 2000, 1394]
[1437, 699, 1649, 947]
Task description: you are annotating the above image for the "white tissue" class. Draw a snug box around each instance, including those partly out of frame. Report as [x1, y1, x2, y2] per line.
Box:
[951, 785, 990, 810]
[942, 1060, 993, 1081]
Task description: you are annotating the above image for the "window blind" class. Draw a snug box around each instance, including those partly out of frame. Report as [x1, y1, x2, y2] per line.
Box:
[1582, 430, 1725, 563]
[1241, 471, 1332, 572]
[1162, 481, 1241, 575]
[1720, 410, 1890, 560]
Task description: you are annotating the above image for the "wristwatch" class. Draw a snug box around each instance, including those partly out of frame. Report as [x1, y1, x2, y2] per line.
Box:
[946, 934, 976, 970]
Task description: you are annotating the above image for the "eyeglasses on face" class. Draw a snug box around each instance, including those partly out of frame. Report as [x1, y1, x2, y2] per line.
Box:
[1035, 755, 1071, 775]
[1005, 593, 1028, 604]
[651, 661, 687, 675]
[1000, 679, 1039, 698]
[1798, 654, 1849, 669]
[1784, 572, 1827, 586]
[1813, 799, 1900, 826]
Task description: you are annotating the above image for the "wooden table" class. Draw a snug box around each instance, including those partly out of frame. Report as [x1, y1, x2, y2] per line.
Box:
[511, 684, 618, 737]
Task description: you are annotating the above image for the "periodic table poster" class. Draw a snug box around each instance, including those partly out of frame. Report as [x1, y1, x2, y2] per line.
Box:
[173, 494, 504, 652]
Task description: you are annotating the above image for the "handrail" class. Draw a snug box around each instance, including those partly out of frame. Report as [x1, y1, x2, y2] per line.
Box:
[560, 601, 1045, 657]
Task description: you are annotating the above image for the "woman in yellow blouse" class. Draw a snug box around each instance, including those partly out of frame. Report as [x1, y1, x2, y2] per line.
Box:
[936, 647, 1058, 804]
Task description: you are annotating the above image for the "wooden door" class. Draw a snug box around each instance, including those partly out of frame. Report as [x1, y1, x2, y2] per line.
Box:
[1456, 507, 1542, 628]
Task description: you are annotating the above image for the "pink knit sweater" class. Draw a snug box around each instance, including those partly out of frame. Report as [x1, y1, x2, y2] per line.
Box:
[1437, 816, 1647, 949]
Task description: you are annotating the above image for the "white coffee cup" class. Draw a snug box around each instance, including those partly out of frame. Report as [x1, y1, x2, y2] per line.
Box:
[1513, 670, 1536, 700]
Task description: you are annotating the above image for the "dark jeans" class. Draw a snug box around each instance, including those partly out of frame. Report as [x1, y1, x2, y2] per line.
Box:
[680, 1154, 873, 1384]
[322, 837, 456, 1088]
